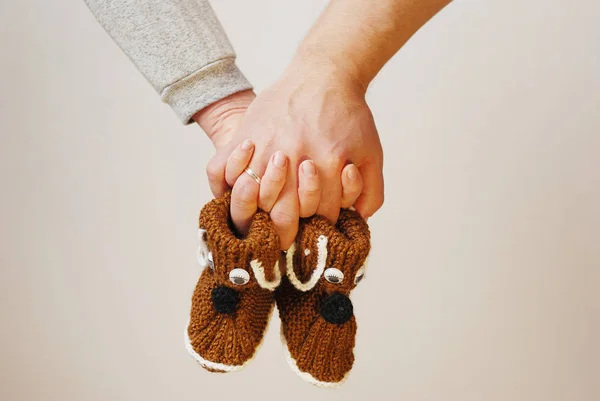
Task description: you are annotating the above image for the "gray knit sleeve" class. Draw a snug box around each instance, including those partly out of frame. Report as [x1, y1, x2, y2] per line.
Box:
[84, 0, 252, 124]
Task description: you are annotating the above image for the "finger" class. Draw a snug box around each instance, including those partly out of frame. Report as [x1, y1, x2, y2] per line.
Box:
[269, 172, 299, 250]
[258, 151, 288, 212]
[340, 163, 363, 208]
[298, 160, 321, 217]
[353, 162, 384, 219]
[230, 173, 259, 236]
[206, 154, 229, 198]
[315, 164, 343, 223]
[225, 139, 255, 186]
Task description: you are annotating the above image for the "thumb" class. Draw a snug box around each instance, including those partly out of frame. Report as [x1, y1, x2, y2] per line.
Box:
[206, 154, 230, 198]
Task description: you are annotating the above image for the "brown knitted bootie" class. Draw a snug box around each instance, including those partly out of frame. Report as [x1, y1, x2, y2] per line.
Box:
[185, 194, 282, 372]
[275, 210, 371, 387]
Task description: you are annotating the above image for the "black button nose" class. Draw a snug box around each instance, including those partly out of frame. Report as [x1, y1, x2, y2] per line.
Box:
[320, 292, 353, 324]
[211, 286, 239, 314]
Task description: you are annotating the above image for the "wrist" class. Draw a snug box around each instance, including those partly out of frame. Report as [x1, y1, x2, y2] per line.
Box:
[192, 90, 255, 148]
[287, 46, 369, 97]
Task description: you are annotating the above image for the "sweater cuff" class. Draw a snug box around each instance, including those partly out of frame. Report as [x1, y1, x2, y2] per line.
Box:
[160, 58, 253, 125]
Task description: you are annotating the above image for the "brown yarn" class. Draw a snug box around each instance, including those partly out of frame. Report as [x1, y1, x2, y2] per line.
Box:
[276, 209, 371, 385]
[187, 193, 281, 371]
[198, 194, 280, 286]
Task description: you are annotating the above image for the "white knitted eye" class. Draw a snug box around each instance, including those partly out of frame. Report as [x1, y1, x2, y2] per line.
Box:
[229, 268, 250, 285]
[324, 268, 344, 284]
[207, 252, 215, 270]
[354, 267, 365, 285]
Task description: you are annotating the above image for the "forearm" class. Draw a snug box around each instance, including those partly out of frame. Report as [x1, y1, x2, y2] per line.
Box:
[295, 0, 452, 89]
[84, 0, 252, 124]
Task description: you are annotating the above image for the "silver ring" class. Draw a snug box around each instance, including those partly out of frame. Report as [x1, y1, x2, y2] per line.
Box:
[244, 167, 261, 185]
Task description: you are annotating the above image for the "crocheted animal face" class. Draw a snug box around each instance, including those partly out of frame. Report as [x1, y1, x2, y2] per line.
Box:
[287, 211, 370, 294]
[197, 229, 280, 293]
[197, 205, 282, 294]
[186, 196, 281, 372]
[285, 210, 371, 321]
[276, 210, 371, 385]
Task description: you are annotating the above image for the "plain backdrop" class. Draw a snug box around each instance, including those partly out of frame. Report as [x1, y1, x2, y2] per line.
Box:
[1, 1, 599, 400]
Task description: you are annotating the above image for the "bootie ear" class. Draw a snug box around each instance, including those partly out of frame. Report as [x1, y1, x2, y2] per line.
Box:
[198, 192, 281, 291]
[275, 209, 371, 387]
[196, 228, 211, 270]
[336, 209, 370, 245]
[246, 211, 281, 291]
[286, 210, 371, 292]
[187, 193, 281, 373]
[334, 209, 371, 289]
[285, 215, 333, 292]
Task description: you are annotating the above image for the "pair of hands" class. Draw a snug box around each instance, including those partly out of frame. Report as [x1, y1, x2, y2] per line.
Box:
[194, 59, 384, 250]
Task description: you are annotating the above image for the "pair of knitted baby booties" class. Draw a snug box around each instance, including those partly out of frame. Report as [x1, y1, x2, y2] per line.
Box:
[185, 193, 370, 387]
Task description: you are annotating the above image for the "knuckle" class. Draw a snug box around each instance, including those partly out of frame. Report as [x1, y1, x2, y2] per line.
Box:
[300, 184, 320, 197]
[232, 181, 257, 207]
[228, 153, 244, 165]
[229, 148, 250, 165]
[205, 159, 223, 182]
[299, 173, 321, 191]
[258, 191, 276, 210]
[264, 171, 286, 187]
[363, 193, 384, 217]
[270, 209, 297, 228]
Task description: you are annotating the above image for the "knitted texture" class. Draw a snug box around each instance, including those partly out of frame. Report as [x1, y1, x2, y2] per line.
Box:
[186, 194, 281, 372]
[276, 209, 371, 386]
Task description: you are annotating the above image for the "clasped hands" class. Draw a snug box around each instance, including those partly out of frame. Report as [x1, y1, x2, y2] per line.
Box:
[194, 59, 384, 250]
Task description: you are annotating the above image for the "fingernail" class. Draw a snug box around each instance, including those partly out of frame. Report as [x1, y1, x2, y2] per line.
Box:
[347, 165, 358, 181]
[273, 151, 287, 168]
[302, 160, 316, 176]
[241, 139, 253, 150]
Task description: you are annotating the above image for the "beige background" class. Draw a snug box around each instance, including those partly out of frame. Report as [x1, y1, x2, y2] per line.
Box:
[1, 0, 599, 400]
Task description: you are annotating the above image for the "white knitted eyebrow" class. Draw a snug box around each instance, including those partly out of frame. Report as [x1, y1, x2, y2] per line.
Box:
[286, 235, 328, 292]
[250, 259, 281, 291]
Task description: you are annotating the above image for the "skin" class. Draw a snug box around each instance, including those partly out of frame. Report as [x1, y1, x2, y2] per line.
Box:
[195, 0, 452, 249]
[195, 91, 365, 238]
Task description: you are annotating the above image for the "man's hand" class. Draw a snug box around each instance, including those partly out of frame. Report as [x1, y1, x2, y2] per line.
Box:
[192, 0, 454, 249]
[194, 72, 377, 250]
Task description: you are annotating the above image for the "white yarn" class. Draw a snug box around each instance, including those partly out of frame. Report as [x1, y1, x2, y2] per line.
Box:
[184, 321, 245, 372]
[196, 228, 210, 270]
[285, 235, 328, 292]
[184, 305, 274, 373]
[250, 259, 281, 291]
[280, 328, 348, 388]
